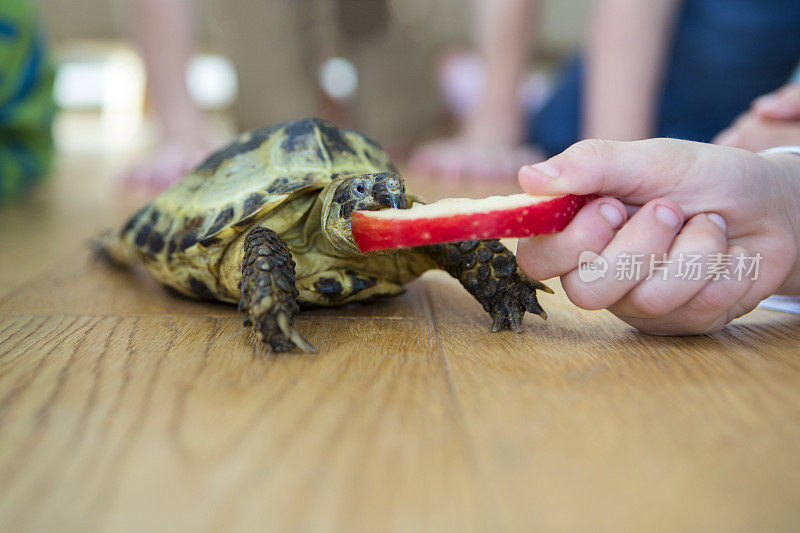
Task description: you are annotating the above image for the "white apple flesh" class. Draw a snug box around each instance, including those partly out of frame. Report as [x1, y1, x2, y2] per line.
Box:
[352, 193, 596, 252]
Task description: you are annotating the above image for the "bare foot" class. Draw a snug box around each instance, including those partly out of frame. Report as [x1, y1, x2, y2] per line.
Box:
[412, 50, 549, 182]
[408, 138, 545, 182]
[118, 136, 214, 194]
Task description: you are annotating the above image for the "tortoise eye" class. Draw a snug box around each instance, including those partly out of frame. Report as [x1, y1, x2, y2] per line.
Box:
[354, 182, 366, 196]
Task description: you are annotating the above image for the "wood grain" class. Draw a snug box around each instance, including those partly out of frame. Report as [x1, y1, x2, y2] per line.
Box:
[1, 151, 800, 532]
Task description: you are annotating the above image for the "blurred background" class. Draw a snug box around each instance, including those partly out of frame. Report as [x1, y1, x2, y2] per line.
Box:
[3, 0, 799, 229]
[41, 0, 589, 157]
[1, 0, 599, 289]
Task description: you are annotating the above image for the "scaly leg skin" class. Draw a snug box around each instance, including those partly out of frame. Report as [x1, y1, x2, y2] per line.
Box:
[239, 227, 316, 353]
[426, 240, 553, 333]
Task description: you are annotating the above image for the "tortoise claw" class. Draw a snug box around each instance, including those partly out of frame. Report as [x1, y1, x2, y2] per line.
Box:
[531, 278, 554, 295]
[521, 281, 548, 320]
[491, 309, 509, 332]
[426, 239, 551, 335]
[508, 300, 524, 333]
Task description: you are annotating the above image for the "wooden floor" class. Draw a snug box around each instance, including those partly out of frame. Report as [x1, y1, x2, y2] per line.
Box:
[2, 146, 800, 533]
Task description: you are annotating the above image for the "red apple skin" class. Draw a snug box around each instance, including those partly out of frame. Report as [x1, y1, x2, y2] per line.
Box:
[352, 194, 597, 252]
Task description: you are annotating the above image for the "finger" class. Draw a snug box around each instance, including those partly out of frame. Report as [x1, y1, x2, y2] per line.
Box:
[715, 119, 800, 153]
[516, 196, 627, 280]
[518, 138, 706, 203]
[609, 213, 728, 318]
[712, 127, 737, 147]
[713, 111, 750, 146]
[753, 83, 800, 120]
[512, 148, 545, 182]
[618, 246, 756, 335]
[560, 199, 684, 310]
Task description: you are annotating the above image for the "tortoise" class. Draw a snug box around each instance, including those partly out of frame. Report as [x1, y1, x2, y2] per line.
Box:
[95, 118, 552, 352]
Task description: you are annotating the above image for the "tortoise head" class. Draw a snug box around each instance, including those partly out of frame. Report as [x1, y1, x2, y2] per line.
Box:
[321, 172, 409, 255]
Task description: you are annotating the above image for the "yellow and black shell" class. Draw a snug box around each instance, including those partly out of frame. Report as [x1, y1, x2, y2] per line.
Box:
[117, 117, 396, 298]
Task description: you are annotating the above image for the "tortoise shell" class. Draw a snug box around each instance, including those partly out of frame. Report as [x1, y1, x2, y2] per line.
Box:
[119, 118, 396, 261]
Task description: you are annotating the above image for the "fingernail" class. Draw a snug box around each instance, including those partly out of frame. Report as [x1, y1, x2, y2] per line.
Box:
[655, 205, 681, 228]
[599, 202, 624, 229]
[527, 160, 560, 180]
[707, 213, 727, 232]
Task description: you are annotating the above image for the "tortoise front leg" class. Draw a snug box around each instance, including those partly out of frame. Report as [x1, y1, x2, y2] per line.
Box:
[426, 240, 553, 332]
[239, 227, 315, 353]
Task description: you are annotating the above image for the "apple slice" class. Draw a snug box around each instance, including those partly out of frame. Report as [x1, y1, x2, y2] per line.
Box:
[352, 193, 596, 252]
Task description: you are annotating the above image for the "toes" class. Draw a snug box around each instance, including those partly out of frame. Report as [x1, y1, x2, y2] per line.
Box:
[491, 308, 510, 332]
[277, 313, 316, 353]
[520, 283, 548, 320]
[508, 301, 524, 333]
[521, 294, 544, 320]
[269, 335, 296, 353]
[527, 277, 554, 294]
[251, 313, 316, 353]
[285, 331, 316, 353]
[488, 278, 551, 332]
[257, 324, 300, 353]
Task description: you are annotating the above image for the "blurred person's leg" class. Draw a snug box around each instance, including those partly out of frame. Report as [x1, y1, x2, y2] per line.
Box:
[206, 0, 317, 130]
[408, 0, 544, 182]
[121, 0, 215, 192]
[0, 0, 55, 204]
[347, 0, 451, 144]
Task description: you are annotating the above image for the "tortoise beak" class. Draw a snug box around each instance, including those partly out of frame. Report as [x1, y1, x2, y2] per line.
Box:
[373, 180, 408, 209]
[378, 193, 407, 209]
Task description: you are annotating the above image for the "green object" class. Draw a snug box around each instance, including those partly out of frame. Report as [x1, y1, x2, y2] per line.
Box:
[0, 0, 55, 204]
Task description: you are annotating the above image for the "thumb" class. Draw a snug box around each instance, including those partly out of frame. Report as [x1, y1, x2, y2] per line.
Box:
[753, 83, 800, 120]
[518, 138, 704, 205]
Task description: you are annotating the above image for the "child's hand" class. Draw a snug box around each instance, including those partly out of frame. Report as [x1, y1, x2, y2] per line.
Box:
[714, 112, 800, 153]
[751, 83, 800, 121]
[516, 138, 800, 335]
[714, 83, 800, 152]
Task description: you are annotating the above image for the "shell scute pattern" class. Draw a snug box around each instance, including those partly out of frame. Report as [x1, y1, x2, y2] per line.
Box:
[206, 207, 235, 236]
[317, 120, 357, 156]
[195, 123, 280, 174]
[118, 118, 393, 270]
[342, 129, 397, 172]
[242, 192, 266, 216]
[122, 205, 148, 235]
[280, 119, 317, 152]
